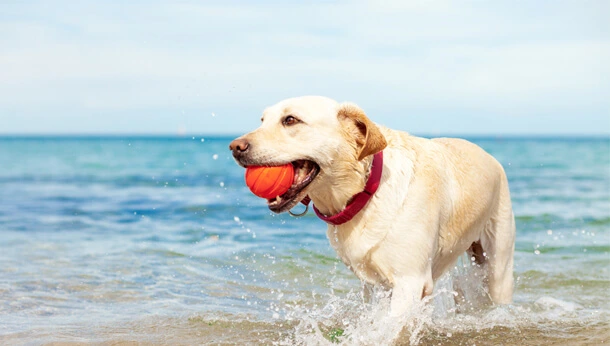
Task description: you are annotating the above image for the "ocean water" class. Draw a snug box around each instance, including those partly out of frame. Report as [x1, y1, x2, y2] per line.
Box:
[0, 135, 608, 345]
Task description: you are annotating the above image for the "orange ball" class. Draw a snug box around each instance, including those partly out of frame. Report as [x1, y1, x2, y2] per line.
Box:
[245, 164, 294, 199]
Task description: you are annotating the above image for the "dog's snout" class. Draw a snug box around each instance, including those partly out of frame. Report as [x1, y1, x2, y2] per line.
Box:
[229, 138, 250, 153]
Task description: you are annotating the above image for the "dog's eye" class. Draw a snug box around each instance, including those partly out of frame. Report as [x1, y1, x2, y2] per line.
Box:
[282, 115, 299, 126]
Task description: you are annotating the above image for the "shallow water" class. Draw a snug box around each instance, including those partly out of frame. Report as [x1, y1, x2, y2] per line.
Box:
[0, 136, 608, 345]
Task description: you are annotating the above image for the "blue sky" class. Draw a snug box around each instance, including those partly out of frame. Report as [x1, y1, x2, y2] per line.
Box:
[1, 0, 608, 135]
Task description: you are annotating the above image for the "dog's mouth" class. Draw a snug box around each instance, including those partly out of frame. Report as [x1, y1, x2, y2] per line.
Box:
[266, 160, 319, 213]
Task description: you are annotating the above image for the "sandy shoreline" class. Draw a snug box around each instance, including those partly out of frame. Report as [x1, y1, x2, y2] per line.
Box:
[3, 313, 609, 346]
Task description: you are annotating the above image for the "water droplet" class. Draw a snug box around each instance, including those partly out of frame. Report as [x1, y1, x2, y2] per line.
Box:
[213, 154, 218, 160]
[234, 216, 240, 222]
[534, 250, 541, 255]
[547, 230, 553, 235]
[220, 182, 225, 187]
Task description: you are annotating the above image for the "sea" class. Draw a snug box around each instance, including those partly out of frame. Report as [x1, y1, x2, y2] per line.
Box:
[0, 135, 608, 345]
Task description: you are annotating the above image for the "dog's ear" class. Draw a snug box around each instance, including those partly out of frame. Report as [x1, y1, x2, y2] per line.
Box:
[338, 103, 387, 161]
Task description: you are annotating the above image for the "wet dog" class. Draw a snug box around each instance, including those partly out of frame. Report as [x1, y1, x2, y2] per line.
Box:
[230, 96, 515, 316]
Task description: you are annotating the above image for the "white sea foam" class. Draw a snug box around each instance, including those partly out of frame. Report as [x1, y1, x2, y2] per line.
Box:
[535, 296, 583, 312]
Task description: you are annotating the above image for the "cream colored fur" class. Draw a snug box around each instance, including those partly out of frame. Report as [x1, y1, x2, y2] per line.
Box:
[232, 96, 516, 316]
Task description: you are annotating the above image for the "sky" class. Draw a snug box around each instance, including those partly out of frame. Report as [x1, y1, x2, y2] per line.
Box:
[1, 0, 609, 135]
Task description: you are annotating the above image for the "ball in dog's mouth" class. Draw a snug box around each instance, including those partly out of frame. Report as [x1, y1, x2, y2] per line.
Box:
[267, 160, 319, 213]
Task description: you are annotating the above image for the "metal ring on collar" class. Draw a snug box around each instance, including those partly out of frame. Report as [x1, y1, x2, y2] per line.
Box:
[289, 203, 309, 217]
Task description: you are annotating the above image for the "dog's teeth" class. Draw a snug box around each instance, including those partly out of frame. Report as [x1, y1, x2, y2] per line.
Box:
[276, 196, 282, 203]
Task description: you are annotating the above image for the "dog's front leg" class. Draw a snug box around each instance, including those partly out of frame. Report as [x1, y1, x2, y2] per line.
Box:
[390, 275, 433, 317]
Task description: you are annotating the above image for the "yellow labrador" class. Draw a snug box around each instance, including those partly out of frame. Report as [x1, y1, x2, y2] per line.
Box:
[229, 96, 515, 316]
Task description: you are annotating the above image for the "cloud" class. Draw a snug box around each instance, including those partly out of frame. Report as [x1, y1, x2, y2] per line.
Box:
[0, 0, 608, 133]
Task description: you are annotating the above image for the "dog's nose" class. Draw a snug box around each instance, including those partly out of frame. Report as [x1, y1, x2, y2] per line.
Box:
[229, 138, 250, 153]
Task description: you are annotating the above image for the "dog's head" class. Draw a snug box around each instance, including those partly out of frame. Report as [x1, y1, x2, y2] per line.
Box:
[230, 96, 386, 213]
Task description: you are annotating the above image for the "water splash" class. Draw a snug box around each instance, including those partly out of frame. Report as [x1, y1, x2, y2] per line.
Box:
[273, 254, 607, 345]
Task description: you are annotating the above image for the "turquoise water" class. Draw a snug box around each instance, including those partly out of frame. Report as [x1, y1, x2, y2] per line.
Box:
[0, 136, 608, 345]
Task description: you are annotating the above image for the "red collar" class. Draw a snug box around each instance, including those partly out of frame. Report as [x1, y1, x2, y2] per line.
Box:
[301, 151, 383, 226]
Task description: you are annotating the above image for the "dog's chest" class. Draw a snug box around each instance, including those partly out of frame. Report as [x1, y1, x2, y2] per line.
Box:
[326, 224, 388, 285]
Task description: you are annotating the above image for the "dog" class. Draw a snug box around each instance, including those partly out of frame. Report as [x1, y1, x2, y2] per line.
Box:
[229, 96, 515, 316]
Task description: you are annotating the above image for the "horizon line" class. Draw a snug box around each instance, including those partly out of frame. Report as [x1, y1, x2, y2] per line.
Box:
[0, 133, 608, 139]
